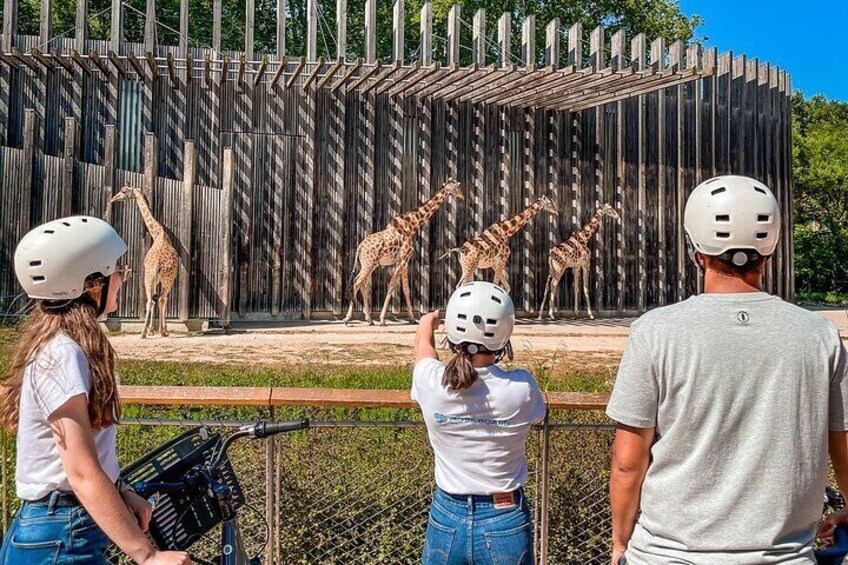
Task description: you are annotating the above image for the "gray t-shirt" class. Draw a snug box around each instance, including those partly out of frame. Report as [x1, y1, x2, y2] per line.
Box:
[606, 292, 848, 565]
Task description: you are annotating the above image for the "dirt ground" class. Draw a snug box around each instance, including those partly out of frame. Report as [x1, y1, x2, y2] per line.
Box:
[109, 309, 848, 372]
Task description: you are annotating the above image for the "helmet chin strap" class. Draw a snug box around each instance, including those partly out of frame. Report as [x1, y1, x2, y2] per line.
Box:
[95, 276, 111, 318]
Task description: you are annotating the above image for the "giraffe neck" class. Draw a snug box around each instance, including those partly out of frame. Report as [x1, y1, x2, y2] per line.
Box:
[573, 209, 605, 244]
[499, 201, 543, 239]
[391, 188, 450, 236]
[134, 191, 164, 240]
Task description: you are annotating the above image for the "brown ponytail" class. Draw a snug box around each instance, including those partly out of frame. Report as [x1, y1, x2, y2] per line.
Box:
[442, 347, 478, 391]
[441, 341, 514, 392]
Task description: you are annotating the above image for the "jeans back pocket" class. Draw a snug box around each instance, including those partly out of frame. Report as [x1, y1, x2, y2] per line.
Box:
[423, 516, 457, 565]
[483, 522, 533, 565]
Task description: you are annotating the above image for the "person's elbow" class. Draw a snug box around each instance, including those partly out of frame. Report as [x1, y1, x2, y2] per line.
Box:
[65, 459, 110, 498]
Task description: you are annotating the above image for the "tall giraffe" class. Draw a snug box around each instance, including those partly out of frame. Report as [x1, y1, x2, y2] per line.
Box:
[537, 203, 620, 320]
[441, 195, 558, 292]
[108, 186, 179, 338]
[344, 179, 464, 326]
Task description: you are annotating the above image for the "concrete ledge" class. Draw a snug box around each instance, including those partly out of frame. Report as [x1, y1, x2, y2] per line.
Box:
[102, 319, 207, 334]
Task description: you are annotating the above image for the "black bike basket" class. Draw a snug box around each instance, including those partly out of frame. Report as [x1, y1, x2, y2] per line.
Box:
[120, 426, 246, 551]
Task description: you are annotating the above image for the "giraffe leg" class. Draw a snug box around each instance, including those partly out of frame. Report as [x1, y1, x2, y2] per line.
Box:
[538, 274, 552, 320]
[548, 270, 565, 320]
[456, 253, 476, 288]
[362, 277, 375, 326]
[399, 265, 416, 323]
[140, 277, 156, 339]
[343, 260, 378, 325]
[379, 272, 402, 326]
[158, 292, 170, 336]
[492, 254, 511, 293]
[573, 268, 581, 319]
[582, 264, 594, 320]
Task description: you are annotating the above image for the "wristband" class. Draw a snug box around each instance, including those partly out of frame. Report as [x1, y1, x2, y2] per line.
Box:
[116, 479, 134, 495]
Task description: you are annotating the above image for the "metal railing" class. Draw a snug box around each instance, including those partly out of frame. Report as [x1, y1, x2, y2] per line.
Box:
[0, 387, 614, 564]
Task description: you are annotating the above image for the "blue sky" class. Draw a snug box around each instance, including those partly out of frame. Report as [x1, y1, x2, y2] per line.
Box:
[681, 0, 847, 100]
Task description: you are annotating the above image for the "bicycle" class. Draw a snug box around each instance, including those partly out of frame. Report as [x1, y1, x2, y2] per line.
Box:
[817, 486, 848, 565]
[118, 419, 310, 565]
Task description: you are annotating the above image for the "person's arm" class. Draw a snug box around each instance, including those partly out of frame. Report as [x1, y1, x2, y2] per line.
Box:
[610, 424, 655, 564]
[50, 395, 189, 565]
[414, 311, 440, 363]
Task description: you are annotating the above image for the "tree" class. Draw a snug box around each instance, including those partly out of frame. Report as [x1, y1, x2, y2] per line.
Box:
[792, 93, 848, 296]
[14, 0, 701, 62]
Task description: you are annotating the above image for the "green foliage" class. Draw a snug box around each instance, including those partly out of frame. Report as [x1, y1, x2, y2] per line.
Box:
[15, 0, 700, 62]
[793, 93, 848, 295]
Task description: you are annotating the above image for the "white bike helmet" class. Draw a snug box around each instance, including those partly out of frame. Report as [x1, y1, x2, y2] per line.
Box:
[445, 282, 514, 353]
[14, 216, 127, 300]
[683, 175, 781, 267]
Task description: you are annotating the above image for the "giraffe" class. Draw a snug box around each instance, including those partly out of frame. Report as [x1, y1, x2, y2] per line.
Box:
[537, 203, 620, 321]
[441, 195, 559, 292]
[343, 179, 464, 326]
[108, 186, 180, 338]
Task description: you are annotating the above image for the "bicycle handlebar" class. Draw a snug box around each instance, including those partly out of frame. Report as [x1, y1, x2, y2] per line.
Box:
[251, 418, 310, 438]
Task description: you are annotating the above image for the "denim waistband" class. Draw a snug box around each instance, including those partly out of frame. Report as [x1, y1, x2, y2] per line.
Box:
[436, 487, 525, 509]
[25, 491, 81, 510]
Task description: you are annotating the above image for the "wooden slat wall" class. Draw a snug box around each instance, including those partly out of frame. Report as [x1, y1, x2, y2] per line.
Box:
[0, 18, 794, 320]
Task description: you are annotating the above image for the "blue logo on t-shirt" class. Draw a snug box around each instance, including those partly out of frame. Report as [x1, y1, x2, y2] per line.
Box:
[433, 412, 509, 427]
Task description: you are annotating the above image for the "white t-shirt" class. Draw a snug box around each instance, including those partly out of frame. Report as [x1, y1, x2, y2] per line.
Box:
[411, 358, 546, 495]
[16, 333, 120, 501]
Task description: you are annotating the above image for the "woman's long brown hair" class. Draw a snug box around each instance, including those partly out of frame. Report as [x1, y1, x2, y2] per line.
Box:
[1, 279, 120, 430]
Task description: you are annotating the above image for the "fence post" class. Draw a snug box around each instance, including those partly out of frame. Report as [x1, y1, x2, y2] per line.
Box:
[264, 419, 275, 564]
[62, 117, 78, 217]
[22, 109, 36, 230]
[178, 139, 195, 323]
[140, 133, 159, 317]
[103, 125, 117, 207]
[219, 148, 234, 327]
[539, 413, 551, 564]
[2, 0, 18, 51]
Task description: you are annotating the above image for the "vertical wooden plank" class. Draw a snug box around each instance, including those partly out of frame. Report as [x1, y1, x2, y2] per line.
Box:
[706, 48, 718, 177]
[219, 147, 234, 326]
[590, 25, 604, 313]
[568, 22, 583, 289]
[521, 15, 535, 67]
[612, 28, 626, 312]
[568, 23, 582, 68]
[447, 4, 460, 65]
[213, 0, 222, 53]
[143, 0, 155, 53]
[109, 0, 122, 50]
[62, 117, 78, 217]
[330, 89, 346, 314]
[392, 0, 404, 63]
[139, 133, 158, 317]
[419, 97, 432, 311]
[336, 0, 347, 60]
[420, 2, 432, 66]
[717, 51, 732, 174]
[521, 106, 536, 311]
[498, 13, 511, 67]
[632, 33, 647, 311]
[545, 18, 560, 68]
[732, 54, 747, 173]
[276, 0, 286, 58]
[21, 109, 36, 229]
[103, 125, 116, 205]
[39, 0, 52, 48]
[473, 9, 486, 67]
[651, 37, 666, 305]
[179, 139, 195, 322]
[2, 0, 17, 51]
[245, 0, 255, 60]
[76, 0, 89, 53]
[178, 0, 189, 52]
[365, 0, 376, 64]
[670, 40, 685, 302]
[307, 0, 318, 61]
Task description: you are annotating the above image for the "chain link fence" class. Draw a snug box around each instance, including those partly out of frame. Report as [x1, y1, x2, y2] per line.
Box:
[1, 410, 614, 564]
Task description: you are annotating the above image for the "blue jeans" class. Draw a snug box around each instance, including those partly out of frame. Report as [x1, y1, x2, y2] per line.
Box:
[0, 494, 110, 565]
[423, 487, 534, 565]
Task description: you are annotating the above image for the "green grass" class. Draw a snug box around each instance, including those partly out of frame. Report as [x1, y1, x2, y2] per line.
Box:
[798, 290, 848, 307]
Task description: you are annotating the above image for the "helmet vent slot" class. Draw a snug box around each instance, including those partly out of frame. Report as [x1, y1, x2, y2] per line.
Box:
[716, 232, 731, 239]
[484, 332, 495, 338]
[756, 232, 768, 240]
[753, 187, 767, 195]
[61, 221, 71, 226]
[711, 187, 727, 196]
[43, 230, 54, 234]
[80, 218, 88, 223]
[29, 260, 42, 267]
[757, 214, 771, 222]
[32, 276, 45, 282]
[460, 292, 471, 298]
[490, 295, 502, 304]
[486, 319, 497, 325]
[457, 313, 467, 320]
[456, 326, 466, 333]
[715, 214, 730, 222]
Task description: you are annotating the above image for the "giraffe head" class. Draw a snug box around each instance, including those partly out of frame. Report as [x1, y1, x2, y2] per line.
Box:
[599, 202, 621, 221]
[109, 186, 142, 205]
[538, 195, 558, 215]
[441, 178, 464, 201]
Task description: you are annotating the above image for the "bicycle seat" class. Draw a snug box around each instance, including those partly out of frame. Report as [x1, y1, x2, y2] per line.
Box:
[816, 525, 848, 565]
